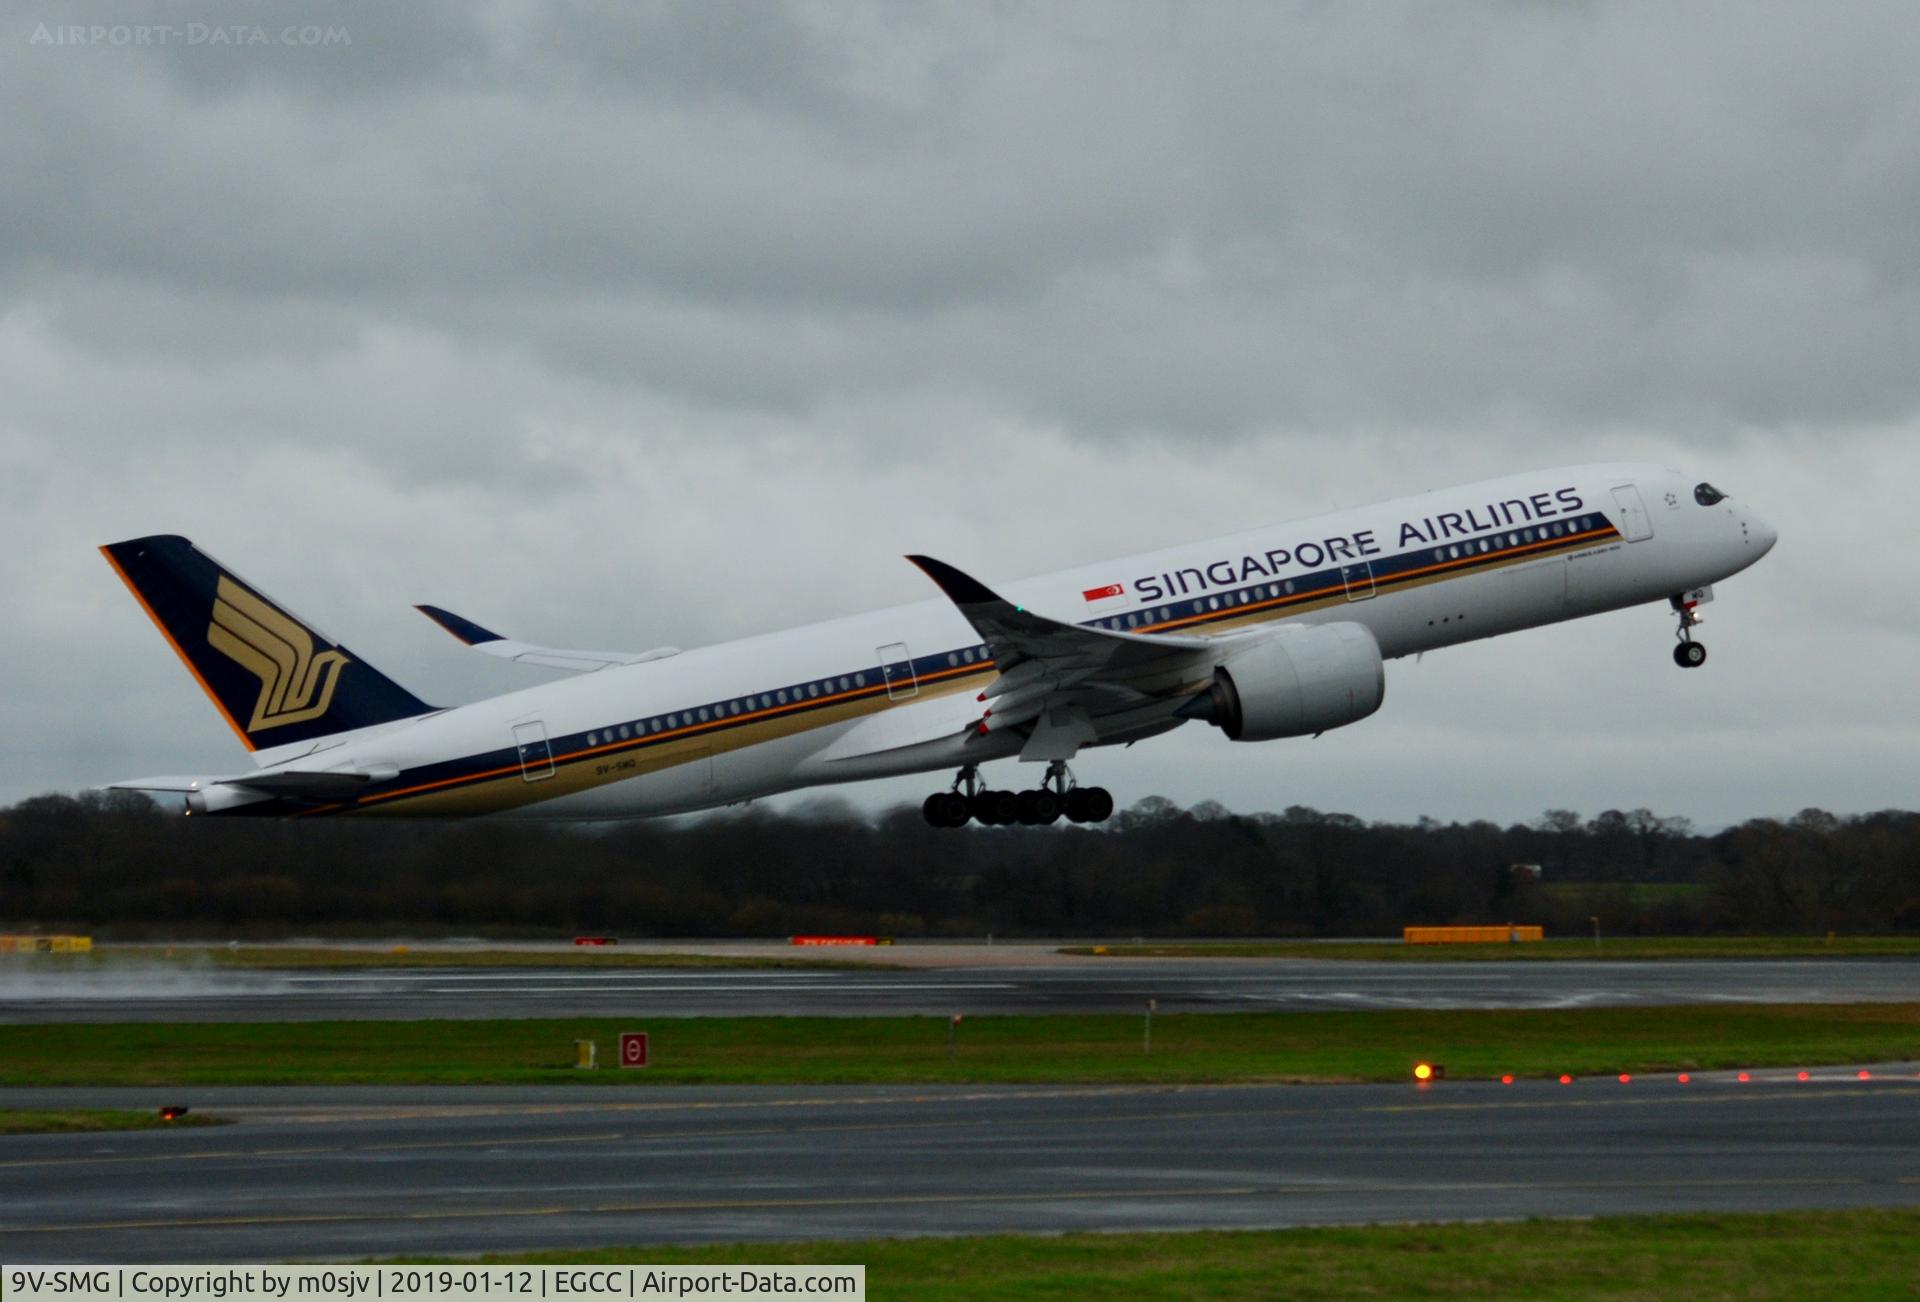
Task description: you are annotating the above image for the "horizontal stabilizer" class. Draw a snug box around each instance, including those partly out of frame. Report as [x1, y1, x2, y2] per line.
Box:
[102, 775, 211, 793]
[108, 763, 400, 806]
[415, 604, 678, 673]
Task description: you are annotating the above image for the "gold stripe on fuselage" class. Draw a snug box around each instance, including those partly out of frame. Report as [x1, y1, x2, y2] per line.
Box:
[334, 527, 1612, 816]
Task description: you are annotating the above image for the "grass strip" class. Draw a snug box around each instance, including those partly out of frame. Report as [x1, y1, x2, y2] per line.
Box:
[1, 1004, 1914, 1086]
[76, 946, 881, 970]
[394, 1209, 1920, 1300]
[0, 1109, 223, 1135]
[1061, 935, 1920, 961]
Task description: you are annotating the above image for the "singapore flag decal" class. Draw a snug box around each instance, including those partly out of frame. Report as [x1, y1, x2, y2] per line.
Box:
[1081, 582, 1125, 603]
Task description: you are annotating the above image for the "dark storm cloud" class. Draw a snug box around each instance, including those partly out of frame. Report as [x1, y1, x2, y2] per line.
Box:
[10, 1, 1918, 438]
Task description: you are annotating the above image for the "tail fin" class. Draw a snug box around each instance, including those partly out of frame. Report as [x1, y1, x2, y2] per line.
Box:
[100, 535, 433, 752]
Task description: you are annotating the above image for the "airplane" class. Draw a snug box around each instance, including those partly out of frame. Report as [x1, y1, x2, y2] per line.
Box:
[99, 462, 1776, 827]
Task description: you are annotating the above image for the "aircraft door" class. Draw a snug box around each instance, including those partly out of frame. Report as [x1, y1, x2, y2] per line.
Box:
[1341, 561, 1376, 601]
[877, 642, 918, 700]
[512, 720, 554, 781]
[1611, 484, 1654, 542]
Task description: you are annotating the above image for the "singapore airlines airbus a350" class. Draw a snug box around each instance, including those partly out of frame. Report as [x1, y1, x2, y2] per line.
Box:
[101, 463, 1775, 826]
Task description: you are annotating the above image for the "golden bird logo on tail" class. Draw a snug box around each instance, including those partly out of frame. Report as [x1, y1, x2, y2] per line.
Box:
[206, 576, 349, 731]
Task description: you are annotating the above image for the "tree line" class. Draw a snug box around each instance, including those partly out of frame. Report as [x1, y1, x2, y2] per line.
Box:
[1, 791, 1916, 938]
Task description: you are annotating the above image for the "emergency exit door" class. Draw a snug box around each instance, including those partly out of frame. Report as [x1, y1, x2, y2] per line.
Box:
[1611, 484, 1654, 542]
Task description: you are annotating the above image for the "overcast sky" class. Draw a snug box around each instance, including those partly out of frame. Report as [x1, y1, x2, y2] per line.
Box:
[4, 1, 1915, 828]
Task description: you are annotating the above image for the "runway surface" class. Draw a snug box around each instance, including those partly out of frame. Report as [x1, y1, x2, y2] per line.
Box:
[5, 954, 1920, 1022]
[3, 1069, 1917, 1262]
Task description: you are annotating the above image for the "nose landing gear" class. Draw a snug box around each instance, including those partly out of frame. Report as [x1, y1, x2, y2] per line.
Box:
[919, 762, 1113, 828]
[1670, 594, 1707, 668]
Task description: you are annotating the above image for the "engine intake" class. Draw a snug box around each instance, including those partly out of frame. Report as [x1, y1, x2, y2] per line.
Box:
[1185, 621, 1385, 741]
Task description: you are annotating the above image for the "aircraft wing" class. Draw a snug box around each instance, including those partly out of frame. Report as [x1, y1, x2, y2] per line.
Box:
[415, 604, 679, 673]
[906, 555, 1224, 759]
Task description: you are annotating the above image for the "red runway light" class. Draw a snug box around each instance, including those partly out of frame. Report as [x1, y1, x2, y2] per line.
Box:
[1618, 1073, 1632, 1084]
[1677, 1073, 1690, 1084]
[1857, 1070, 1871, 1080]
[1500, 1074, 1513, 1086]
[1559, 1074, 1573, 1085]
[1737, 1072, 1750, 1082]
[1797, 1071, 1810, 1081]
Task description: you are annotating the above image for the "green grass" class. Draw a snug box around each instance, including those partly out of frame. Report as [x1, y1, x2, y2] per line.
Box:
[77, 945, 882, 970]
[0, 1109, 223, 1135]
[2, 1004, 1914, 1086]
[399, 1210, 1920, 1300]
[1061, 935, 1920, 961]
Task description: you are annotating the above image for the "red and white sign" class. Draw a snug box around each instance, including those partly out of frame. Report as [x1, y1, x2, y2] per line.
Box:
[619, 1031, 649, 1068]
[1081, 583, 1125, 603]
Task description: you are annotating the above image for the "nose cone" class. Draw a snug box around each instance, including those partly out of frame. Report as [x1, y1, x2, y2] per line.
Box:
[1747, 509, 1778, 557]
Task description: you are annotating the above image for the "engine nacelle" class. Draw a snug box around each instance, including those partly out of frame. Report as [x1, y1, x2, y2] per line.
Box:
[1188, 621, 1385, 742]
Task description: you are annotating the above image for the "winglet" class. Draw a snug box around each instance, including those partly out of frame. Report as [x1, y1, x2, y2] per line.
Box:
[905, 554, 1002, 606]
[415, 604, 505, 647]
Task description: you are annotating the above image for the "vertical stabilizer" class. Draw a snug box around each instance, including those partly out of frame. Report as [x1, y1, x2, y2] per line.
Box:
[100, 535, 432, 752]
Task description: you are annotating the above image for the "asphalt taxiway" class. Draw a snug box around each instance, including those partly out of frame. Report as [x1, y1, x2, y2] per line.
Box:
[5, 953, 1920, 1022]
[3, 1069, 1917, 1262]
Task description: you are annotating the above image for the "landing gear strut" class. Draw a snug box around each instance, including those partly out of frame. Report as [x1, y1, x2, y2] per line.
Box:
[1669, 594, 1707, 669]
[920, 762, 1113, 828]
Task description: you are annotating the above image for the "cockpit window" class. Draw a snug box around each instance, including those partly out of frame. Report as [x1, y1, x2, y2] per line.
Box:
[1694, 482, 1727, 506]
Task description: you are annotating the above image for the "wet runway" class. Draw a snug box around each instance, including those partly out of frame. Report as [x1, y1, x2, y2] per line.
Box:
[5, 955, 1919, 1022]
[3, 1069, 1917, 1262]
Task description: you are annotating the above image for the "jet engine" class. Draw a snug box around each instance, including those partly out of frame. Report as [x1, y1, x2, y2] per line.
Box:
[1182, 621, 1385, 741]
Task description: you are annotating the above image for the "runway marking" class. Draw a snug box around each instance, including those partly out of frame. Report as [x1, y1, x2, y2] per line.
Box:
[7, 1174, 1910, 1239]
[1, 1084, 1905, 1172]
[0, 1130, 624, 1170]
[0, 1185, 1267, 1235]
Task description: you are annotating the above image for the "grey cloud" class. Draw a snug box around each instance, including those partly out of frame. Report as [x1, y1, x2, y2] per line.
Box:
[3, 1, 1917, 825]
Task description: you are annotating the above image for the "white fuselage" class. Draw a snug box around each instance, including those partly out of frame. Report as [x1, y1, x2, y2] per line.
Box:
[233, 462, 1774, 820]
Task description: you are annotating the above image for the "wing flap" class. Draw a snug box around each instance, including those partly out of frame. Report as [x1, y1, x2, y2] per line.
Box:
[905, 555, 1221, 755]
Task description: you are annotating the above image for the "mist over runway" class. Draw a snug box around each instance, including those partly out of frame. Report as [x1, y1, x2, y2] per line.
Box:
[6, 948, 1920, 1023]
[3, 1071, 1917, 1262]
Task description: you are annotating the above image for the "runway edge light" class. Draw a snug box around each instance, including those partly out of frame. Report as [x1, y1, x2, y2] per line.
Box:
[1413, 1062, 1444, 1082]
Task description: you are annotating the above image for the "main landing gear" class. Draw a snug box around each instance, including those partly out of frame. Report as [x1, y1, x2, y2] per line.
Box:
[921, 763, 1114, 829]
[1669, 594, 1707, 669]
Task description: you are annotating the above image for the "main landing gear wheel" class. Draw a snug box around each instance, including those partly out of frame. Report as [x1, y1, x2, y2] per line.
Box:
[921, 763, 1114, 828]
[1065, 785, 1114, 824]
[971, 789, 1019, 826]
[920, 791, 972, 828]
[1673, 641, 1707, 669]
